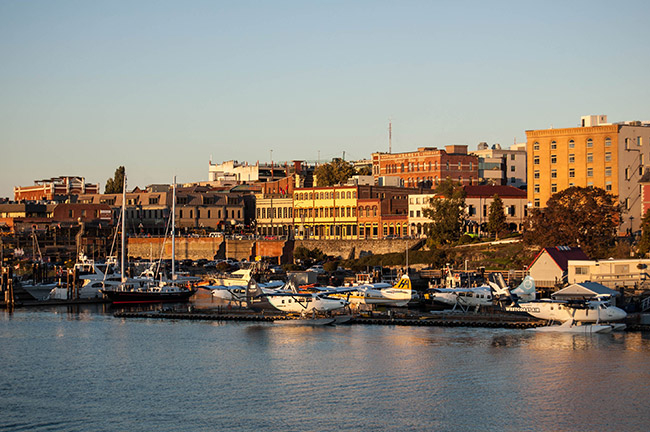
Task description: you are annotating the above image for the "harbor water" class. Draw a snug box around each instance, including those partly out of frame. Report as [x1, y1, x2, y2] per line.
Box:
[2, 305, 650, 432]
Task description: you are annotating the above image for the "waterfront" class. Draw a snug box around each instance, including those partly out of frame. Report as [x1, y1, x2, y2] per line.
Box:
[2, 306, 650, 432]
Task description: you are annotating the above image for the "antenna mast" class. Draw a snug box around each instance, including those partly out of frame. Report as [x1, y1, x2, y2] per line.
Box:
[389, 119, 392, 153]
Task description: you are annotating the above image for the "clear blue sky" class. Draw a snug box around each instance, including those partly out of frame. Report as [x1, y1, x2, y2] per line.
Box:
[1, 0, 649, 197]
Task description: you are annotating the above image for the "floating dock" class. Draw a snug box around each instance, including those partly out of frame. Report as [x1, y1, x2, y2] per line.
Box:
[112, 309, 546, 329]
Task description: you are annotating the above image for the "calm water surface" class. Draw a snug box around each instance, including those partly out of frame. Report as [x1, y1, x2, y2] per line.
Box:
[1, 305, 650, 432]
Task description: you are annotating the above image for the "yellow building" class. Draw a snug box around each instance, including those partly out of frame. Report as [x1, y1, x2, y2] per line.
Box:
[293, 186, 359, 239]
[526, 115, 650, 233]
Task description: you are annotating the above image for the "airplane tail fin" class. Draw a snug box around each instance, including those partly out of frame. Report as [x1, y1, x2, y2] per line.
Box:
[392, 274, 412, 293]
[246, 279, 264, 300]
[511, 276, 535, 302]
[487, 273, 515, 306]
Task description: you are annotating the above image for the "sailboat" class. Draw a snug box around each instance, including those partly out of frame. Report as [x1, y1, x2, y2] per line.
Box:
[101, 175, 195, 304]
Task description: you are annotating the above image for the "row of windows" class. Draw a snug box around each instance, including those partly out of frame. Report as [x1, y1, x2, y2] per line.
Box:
[258, 207, 293, 219]
[294, 190, 357, 200]
[294, 206, 380, 219]
[532, 138, 611, 151]
[385, 161, 474, 173]
[178, 209, 241, 219]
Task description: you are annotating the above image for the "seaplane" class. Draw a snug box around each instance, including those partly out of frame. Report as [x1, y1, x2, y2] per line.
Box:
[429, 274, 535, 312]
[488, 274, 627, 332]
[318, 275, 413, 307]
[245, 279, 348, 316]
[205, 280, 285, 305]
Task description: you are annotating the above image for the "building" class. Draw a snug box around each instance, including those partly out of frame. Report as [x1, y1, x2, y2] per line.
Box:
[527, 246, 590, 288]
[292, 185, 410, 240]
[255, 194, 294, 237]
[526, 115, 650, 233]
[372, 145, 479, 189]
[14, 176, 99, 202]
[408, 185, 528, 237]
[568, 258, 650, 291]
[465, 185, 528, 233]
[208, 160, 291, 183]
[78, 188, 172, 235]
[175, 188, 247, 232]
[472, 142, 527, 188]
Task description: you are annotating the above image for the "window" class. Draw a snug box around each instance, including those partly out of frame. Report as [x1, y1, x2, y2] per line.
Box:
[511, 154, 516, 161]
[587, 168, 593, 177]
[569, 168, 575, 178]
[587, 153, 593, 163]
[551, 155, 557, 164]
[458, 162, 462, 170]
[569, 154, 575, 163]
[551, 141, 557, 149]
[575, 267, 589, 275]
[605, 167, 612, 177]
[605, 137, 611, 147]
[533, 142, 540, 151]
[510, 165, 515, 172]
[469, 162, 473, 170]
[605, 152, 611, 162]
[551, 169, 557, 178]
[569, 140, 575, 149]
[534, 170, 540, 179]
[551, 184, 557, 193]
[534, 199, 540, 208]
[533, 156, 540, 165]
[587, 138, 593, 148]
[606, 181, 612, 191]
[534, 184, 540, 193]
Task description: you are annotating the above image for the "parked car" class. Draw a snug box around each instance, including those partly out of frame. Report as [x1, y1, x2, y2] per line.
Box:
[307, 265, 326, 274]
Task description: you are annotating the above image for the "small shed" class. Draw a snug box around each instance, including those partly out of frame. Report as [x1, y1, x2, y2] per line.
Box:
[527, 246, 590, 287]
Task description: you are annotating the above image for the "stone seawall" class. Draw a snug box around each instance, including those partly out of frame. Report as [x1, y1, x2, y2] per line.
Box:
[296, 239, 422, 260]
[128, 237, 423, 262]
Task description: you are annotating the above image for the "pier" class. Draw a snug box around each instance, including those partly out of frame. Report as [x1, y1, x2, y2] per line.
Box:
[112, 308, 546, 329]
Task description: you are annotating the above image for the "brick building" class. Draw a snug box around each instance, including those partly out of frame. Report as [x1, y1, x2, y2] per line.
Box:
[372, 145, 479, 188]
[14, 176, 99, 201]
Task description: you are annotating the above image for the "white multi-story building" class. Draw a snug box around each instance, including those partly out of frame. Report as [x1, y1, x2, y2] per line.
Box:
[208, 160, 287, 183]
[472, 142, 527, 188]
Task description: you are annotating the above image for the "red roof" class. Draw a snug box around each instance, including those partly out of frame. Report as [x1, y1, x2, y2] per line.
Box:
[463, 185, 526, 198]
[528, 246, 590, 271]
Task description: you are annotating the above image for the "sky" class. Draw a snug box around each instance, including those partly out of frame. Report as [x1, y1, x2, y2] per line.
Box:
[1, 0, 649, 197]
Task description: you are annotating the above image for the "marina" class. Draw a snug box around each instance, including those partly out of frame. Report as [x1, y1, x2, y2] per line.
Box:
[2, 304, 650, 432]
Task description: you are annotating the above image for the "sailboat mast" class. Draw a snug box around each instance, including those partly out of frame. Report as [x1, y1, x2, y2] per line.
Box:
[171, 176, 176, 281]
[121, 173, 127, 283]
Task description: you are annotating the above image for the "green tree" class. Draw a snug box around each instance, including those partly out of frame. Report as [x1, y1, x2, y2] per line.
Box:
[637, 209, 650, 257]
[423, 179, 466, 247]
[356, 165, 372, 176]
[104, 166, 126, 194]
[314, 158, 356, 186]
[523, 186, 620, 258]
[487, 194, 507, 239]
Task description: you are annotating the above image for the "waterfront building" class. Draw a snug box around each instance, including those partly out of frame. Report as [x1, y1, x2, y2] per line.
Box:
[408, 185, 527, 237]
[465, 185, 528, 233]
[568, 258, 650, 291]
[292, 185, 410, 240]
[208, 160, 291, 183]
[175, 188, 247, 232]
[0, 202, 113, 233]
[372, 145, 479, 188]
[78, 188, 172, 235]
[527, 246, 589, 288]
[255, 194, 294, 237]
[14, 176, 99, 202]
[526, 114, 650, 233]
[471, 142, 527, 188]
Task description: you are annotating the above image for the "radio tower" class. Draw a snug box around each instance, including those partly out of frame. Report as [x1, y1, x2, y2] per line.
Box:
[388, 118, 392, 153]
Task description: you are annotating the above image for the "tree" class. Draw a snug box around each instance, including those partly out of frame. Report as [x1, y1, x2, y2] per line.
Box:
[637, 209, 650, 257]
[423, 179, 466, 247]
[314, 158, 356, 187]
[356, 165, 372, 176]
[104, 166, 126, 194]
[524, 186, 620, 258]
[487, 194, 507, 239]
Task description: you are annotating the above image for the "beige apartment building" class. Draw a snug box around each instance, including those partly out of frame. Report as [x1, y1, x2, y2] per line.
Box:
[526, 115, 650, 233]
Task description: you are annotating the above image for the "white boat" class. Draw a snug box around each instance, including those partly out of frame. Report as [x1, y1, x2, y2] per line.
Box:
[21, 280, 59, 301]
[208, 268, 253, 286]
[527, 320, 613, 334]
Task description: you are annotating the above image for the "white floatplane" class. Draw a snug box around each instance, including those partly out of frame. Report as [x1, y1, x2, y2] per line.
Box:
[318, 275, 413, 307]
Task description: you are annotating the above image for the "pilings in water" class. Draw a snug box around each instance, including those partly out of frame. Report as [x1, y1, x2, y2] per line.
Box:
[2, 266, 14, 310]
